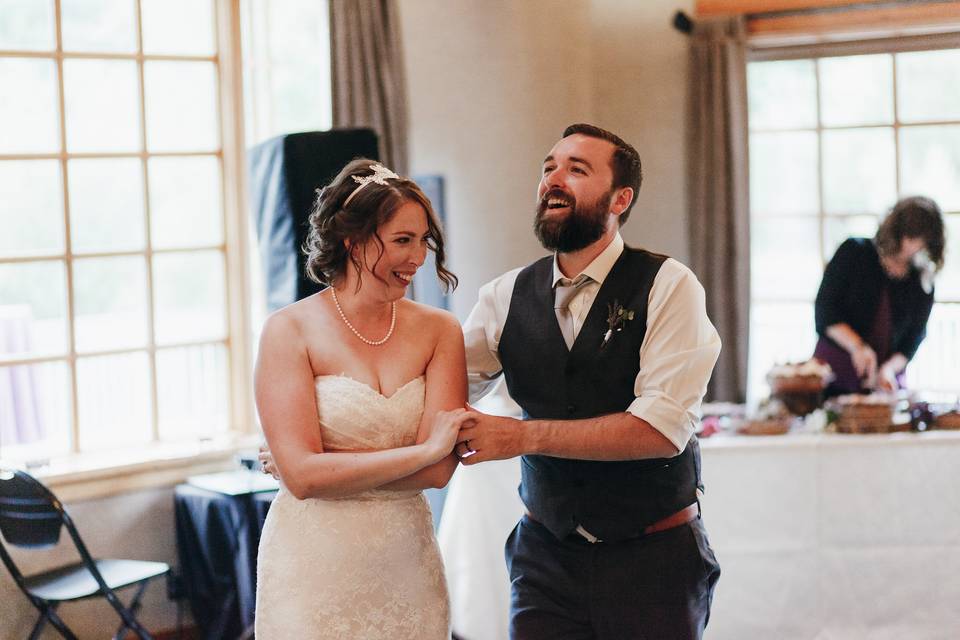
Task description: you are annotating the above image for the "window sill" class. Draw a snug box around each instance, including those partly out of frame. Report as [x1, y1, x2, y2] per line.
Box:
[12, 434, 264, 502]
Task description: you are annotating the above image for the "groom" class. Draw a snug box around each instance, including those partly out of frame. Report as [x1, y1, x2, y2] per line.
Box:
[455, 123, 721, 639]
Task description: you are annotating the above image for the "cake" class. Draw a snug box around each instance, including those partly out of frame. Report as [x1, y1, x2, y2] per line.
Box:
[829, 393, 898, 433]
[736, 399, 793, 436]
[767, 360, 833, 416]
[934, 410, 960, 430]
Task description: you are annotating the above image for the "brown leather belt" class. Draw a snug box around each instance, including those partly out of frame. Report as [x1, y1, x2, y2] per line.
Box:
[525, 503, 699, 543]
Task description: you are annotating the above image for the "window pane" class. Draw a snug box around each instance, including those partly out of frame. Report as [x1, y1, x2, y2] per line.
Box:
[750, 131, 819, 216]
[68, 159, 146, 254]
[63, 59, 140, 153]
[747, 302, 817, 406]
[0, 0, 55, 51]
[157, 344, 228, 440]
[148, 156, 223, 248]
[897, 49, 960, 123]
[748, 60, 817, 130]
[934, 214, 960, 301]
[144, 61, 219, 152]
[0, 58, 60, 153]
[0, 361, 71, 460]
[900, 125, 960, 213]
[141, 0, 215, 56]
[751, 217, 822, 301]
[0, 160, 63, 257]
[153, 250, 226, 344]
[73, 256, 149, 352]
[907, 304, 960, 395]
[77, 351, 152, 451]
[819, 54, 893, 127]
[823, 215, 880, 264]
[61, 0, 137, 53]
[0, 261, 68, 361]
[822, 128, 896, 215]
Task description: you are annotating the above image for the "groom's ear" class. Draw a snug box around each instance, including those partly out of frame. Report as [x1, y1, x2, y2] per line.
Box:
[611, 186, 634, 217]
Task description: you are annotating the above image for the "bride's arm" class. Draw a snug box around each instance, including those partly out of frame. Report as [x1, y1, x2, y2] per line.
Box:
[379, 312, 467, 491]
[255, 312, 465, 500]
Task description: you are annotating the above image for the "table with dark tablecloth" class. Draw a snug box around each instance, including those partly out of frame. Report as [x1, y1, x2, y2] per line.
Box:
[174, 475, 278, 639]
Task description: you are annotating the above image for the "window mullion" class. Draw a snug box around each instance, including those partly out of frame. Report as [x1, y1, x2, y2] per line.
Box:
[216, 0, 256, 436]
[134, 0, 161, 445]
[51, 0, 81, 456]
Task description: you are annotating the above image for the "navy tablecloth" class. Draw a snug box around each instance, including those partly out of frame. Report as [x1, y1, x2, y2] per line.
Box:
[174, 484, 277, 639]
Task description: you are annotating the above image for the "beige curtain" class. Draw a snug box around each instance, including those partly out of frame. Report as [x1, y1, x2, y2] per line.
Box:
[329, 0, 409, 175]
[687, 16, 750, 402]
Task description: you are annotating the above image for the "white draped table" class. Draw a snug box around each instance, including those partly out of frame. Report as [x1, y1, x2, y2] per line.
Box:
[438, 430, 960, 640]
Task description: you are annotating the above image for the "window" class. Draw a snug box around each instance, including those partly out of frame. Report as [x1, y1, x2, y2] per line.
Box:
[0, 0, 332, 469]
[0, 0, 235, 465]
[747, 42, 960, 403]
[241, 0, 332, 147]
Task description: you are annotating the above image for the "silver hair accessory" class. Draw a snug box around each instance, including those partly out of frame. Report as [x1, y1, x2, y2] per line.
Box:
[343, 163, 400, 207]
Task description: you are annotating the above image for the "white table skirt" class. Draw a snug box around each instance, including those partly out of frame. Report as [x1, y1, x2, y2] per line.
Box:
[437, 431, 960, 640]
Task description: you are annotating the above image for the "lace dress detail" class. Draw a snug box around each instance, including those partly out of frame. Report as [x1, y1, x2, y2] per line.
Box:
[256, 375, 450, 638]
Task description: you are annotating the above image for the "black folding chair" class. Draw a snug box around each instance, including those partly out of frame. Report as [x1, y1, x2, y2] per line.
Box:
[0, 468, 170, 639]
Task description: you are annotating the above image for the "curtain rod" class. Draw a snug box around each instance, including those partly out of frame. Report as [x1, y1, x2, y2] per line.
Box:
[672, 0, 957, 34]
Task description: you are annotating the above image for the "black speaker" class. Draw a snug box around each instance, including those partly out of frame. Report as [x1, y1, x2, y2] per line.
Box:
[248, 129, 380, 309]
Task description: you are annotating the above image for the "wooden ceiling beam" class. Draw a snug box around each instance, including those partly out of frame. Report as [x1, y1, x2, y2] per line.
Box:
[696, 0, 879, 17]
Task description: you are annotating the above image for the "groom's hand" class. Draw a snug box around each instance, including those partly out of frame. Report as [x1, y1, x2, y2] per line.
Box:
[455, 410, 525, 465]
[258, 444, 281, 480]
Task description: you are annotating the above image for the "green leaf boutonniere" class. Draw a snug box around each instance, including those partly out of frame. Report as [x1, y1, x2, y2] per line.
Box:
[601, 300, 635, 349]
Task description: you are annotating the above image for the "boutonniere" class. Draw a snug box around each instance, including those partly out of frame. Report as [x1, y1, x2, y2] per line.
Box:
[601, 299, 634, 349]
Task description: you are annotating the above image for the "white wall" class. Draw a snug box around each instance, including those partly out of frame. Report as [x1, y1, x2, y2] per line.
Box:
[590, 0, 696, 263]
[401, 0, 695, 318]
[400, 0, 596, 318]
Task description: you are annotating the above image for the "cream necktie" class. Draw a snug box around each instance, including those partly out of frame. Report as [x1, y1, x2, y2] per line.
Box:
[554, 275, 590, 350]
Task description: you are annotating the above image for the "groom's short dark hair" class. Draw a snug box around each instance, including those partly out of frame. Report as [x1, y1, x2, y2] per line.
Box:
[562, 123, 642, 226]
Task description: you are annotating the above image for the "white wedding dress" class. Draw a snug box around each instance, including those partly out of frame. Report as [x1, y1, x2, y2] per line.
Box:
[255, 375, 450, 638]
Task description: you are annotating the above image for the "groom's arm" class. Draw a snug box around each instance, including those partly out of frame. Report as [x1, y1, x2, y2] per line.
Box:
[457, 411, 677, 462]
[457, 260, 720, 463]
[462, 269, 521, 402]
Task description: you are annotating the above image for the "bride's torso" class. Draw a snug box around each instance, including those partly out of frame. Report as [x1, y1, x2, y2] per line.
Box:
[277, 374, 426, 501]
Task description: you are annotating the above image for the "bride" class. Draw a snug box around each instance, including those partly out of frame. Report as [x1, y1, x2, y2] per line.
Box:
[254, 159, 469, 638]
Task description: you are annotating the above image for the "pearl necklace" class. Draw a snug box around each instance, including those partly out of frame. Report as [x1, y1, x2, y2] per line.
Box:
[331, 288, 397, 346]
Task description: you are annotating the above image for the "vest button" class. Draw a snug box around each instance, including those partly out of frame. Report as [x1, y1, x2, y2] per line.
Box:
[567, 404, 576, 414]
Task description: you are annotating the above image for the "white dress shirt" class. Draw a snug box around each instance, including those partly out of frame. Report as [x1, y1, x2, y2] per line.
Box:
[462, 233, 721, 452]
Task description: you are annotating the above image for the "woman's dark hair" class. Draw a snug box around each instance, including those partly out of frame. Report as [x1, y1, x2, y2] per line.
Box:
[303, 158, 457, 291]
[875, 195, 946, 272]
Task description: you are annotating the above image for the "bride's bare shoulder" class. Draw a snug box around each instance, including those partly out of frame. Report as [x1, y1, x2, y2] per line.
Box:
[260, 292, 330, 346]
[401, 300, 462, 341]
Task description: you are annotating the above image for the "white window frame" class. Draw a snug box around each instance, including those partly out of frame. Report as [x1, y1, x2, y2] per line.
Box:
[747, 32, 960, 402]
[0, 0, 255, 497]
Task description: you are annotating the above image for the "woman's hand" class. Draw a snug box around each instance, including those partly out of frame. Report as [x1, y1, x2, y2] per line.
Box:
[424, 408, 472, 464]
[877, 362, 899, 392]
[850, 343, 878, 389]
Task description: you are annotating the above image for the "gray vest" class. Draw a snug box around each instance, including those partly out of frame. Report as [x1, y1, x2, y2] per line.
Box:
[499, 247, 702, 542]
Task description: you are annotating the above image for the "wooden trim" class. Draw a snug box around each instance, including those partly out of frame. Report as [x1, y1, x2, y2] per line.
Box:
[749, 2, 960, 37]
[697, 0, 869, 16]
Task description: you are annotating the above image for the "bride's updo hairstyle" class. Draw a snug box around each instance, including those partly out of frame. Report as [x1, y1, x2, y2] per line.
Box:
[303, 158, 457, 292]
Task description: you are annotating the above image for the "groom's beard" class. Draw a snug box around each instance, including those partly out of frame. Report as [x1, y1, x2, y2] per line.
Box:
[534, 189, 611, 253]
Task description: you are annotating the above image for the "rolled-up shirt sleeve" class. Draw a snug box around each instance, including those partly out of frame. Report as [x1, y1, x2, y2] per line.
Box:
[463, 268, 522, 403]
[626, 259, 721, 453]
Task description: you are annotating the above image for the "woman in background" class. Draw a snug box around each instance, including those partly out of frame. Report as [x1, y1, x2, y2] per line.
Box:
[814, 196, 946, 397]
[254, 159, 468, 638]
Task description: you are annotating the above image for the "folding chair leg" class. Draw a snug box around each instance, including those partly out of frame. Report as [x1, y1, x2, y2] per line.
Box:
[105, 581, 153, 640]
[30, 602, 79, 640]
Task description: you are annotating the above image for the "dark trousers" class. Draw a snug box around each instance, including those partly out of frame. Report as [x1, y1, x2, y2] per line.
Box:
[505, 514, 720, 640]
